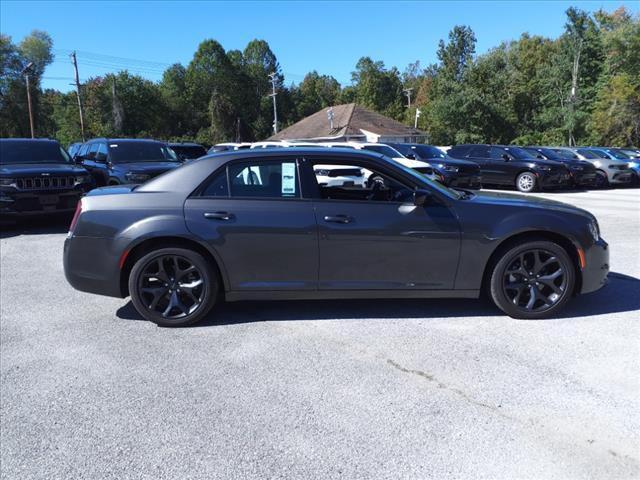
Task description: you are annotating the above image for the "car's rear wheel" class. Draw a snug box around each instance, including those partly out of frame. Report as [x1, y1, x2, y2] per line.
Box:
[516, 172, 537, 193]
[128, 247, 218, 327]
[490, 240, 575, 319]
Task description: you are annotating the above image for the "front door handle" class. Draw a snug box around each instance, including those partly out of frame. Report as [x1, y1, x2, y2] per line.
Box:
[324, 214, 352, 224]
[204, 211, 233, 220]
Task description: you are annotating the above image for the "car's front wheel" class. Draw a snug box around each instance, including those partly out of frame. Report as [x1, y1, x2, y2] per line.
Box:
[594, 170, 609, 188]
[489, 240, 575, 319]
[516, 172, 537, 193]
[128, 247, 218, 327]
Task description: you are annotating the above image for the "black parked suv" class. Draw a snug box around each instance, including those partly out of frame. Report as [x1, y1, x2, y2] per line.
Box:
[74, 138, 181, 186]
[448, 145, 571, 193]
[0, 138, 93, 216]
[387, 143, 482, 189]
[168, 142, 208, 161]
[524, 146, 598, 188]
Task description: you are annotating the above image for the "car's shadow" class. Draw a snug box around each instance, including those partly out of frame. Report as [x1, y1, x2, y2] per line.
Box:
[116, 272, 640, 327]
[0, 215, 71, 239]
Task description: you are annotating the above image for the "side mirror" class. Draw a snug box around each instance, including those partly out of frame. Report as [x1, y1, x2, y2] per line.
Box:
[502, 154, 511, 161]
[406, 153, 417, 160]
[536, 154, 545, 159]
[73, 155, 83, 164]
[413, 189, 432, 206]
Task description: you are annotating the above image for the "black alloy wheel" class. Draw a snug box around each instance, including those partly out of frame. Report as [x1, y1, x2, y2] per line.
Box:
[129, 247, 217, 326]
[490, 240, 575, 319]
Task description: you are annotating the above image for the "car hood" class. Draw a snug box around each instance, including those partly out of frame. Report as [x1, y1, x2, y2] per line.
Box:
[0, 163, 88, 176]
[112, 161, 180, 172]
[469, 190, 594, 220]
[423, 156, 477, 167]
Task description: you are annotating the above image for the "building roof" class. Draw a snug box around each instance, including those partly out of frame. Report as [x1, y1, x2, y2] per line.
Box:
[269, 103, 424, 141]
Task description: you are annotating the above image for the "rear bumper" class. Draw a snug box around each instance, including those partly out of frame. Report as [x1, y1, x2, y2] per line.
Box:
[63, 235, 125, 298]
[580, 238, 609, 294]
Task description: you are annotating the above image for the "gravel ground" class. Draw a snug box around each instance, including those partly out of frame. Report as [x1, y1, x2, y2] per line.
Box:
[1, 187, 639, 480]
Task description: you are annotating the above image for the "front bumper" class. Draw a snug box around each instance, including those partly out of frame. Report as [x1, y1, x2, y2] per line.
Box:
[570, 171, 597, 187]
[580, 238, 609, 294]
[439, 171, 483, 190]
[0, 188, 86, 216]
[608, 170, 634, 184]
[539, 171, 572, 189]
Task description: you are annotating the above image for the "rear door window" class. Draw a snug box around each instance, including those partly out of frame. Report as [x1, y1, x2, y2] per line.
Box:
[469, 146, 490, 158]
[228, 159, 300, 199]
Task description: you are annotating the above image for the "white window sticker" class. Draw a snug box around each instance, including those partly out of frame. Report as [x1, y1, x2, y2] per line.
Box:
[110, 144, 119, 148]
[281, 163, 296, 196]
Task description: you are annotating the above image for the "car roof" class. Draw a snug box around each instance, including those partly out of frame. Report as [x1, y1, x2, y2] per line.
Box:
[201, 146, 386, 162]
[0, 138, 59, 143]
[168, 142, 203, 147]
[87, 138, 165, 144]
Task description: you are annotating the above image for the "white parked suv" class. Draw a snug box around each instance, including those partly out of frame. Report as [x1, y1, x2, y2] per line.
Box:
[318, 142, 438, 183]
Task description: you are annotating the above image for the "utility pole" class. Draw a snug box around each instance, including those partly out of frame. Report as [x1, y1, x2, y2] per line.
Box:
[69, 51, 86, 141]
[268, 72, 278, 134]
[403, 88, 413, 109]
[21, 62, 35, 138]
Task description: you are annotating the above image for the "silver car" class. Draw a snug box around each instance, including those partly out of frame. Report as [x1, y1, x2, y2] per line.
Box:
[552, 147, 634, 187]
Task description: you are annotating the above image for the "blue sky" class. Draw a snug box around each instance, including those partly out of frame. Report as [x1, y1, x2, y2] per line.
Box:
[1, 1, 637, 92]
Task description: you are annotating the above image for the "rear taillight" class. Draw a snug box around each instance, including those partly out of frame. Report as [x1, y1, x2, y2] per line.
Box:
[68, 199, 83, 236]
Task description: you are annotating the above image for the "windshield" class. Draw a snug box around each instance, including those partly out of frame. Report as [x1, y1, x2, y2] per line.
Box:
[361, 145, 404, 158]
[505, 147, 537, 160]
[0, 140, 71, 164]
[577, 148, 604, 159]
[170, 145, 207, 159]
[552, 149, 578, 159]
[412, 145, 445, 159]
[383, 157, 462, 200]
[605, 149, 630, 160]
[108, 142, 179, 163]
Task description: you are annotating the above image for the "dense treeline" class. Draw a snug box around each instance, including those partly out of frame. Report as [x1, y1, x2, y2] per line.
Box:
[1, 6, 638, 147]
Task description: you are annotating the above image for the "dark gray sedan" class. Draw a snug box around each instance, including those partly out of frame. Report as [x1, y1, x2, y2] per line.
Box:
[64, 148, 609, 326]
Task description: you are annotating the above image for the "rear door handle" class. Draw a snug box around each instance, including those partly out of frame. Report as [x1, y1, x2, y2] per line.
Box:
[204, 211, 233, 220]
[324, 215, 352, 224]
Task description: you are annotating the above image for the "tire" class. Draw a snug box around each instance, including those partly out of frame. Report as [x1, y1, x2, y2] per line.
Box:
[516, 172, 537, 193]
[128, 247, 218, 327]
[367, 174, 385, 188]
[594, 170, 609, 189]
[489, 240, 575, 319]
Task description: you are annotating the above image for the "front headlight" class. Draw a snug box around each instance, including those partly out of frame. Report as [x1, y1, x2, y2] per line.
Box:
[588, 220, 599, 242]
[629, 161, 638, 169]
[438, 164, 459, 173]
[570, 165, 584, 171]
[0, 178, 17, 187]
[125, 173, 150, 183]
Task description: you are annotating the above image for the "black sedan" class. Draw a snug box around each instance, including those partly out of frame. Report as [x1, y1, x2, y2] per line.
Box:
[64, 148, 609, 326]
[387, 143, 482, 189]
[448, 144, 572, 193]
[524, 146, 598, 188]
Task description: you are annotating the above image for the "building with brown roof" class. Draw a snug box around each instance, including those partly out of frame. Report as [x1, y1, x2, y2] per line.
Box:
[269, 103, 426, 143]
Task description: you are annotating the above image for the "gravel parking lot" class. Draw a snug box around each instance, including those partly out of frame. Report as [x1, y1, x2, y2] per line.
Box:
[1, 188, 639, 480]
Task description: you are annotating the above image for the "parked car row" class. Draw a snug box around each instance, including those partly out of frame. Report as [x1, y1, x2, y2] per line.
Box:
[208, 141, 639, 193]
[1, 136, 637, 217]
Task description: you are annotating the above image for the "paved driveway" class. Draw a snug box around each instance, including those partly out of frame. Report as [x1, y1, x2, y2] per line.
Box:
[1, 188, 639, 479]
